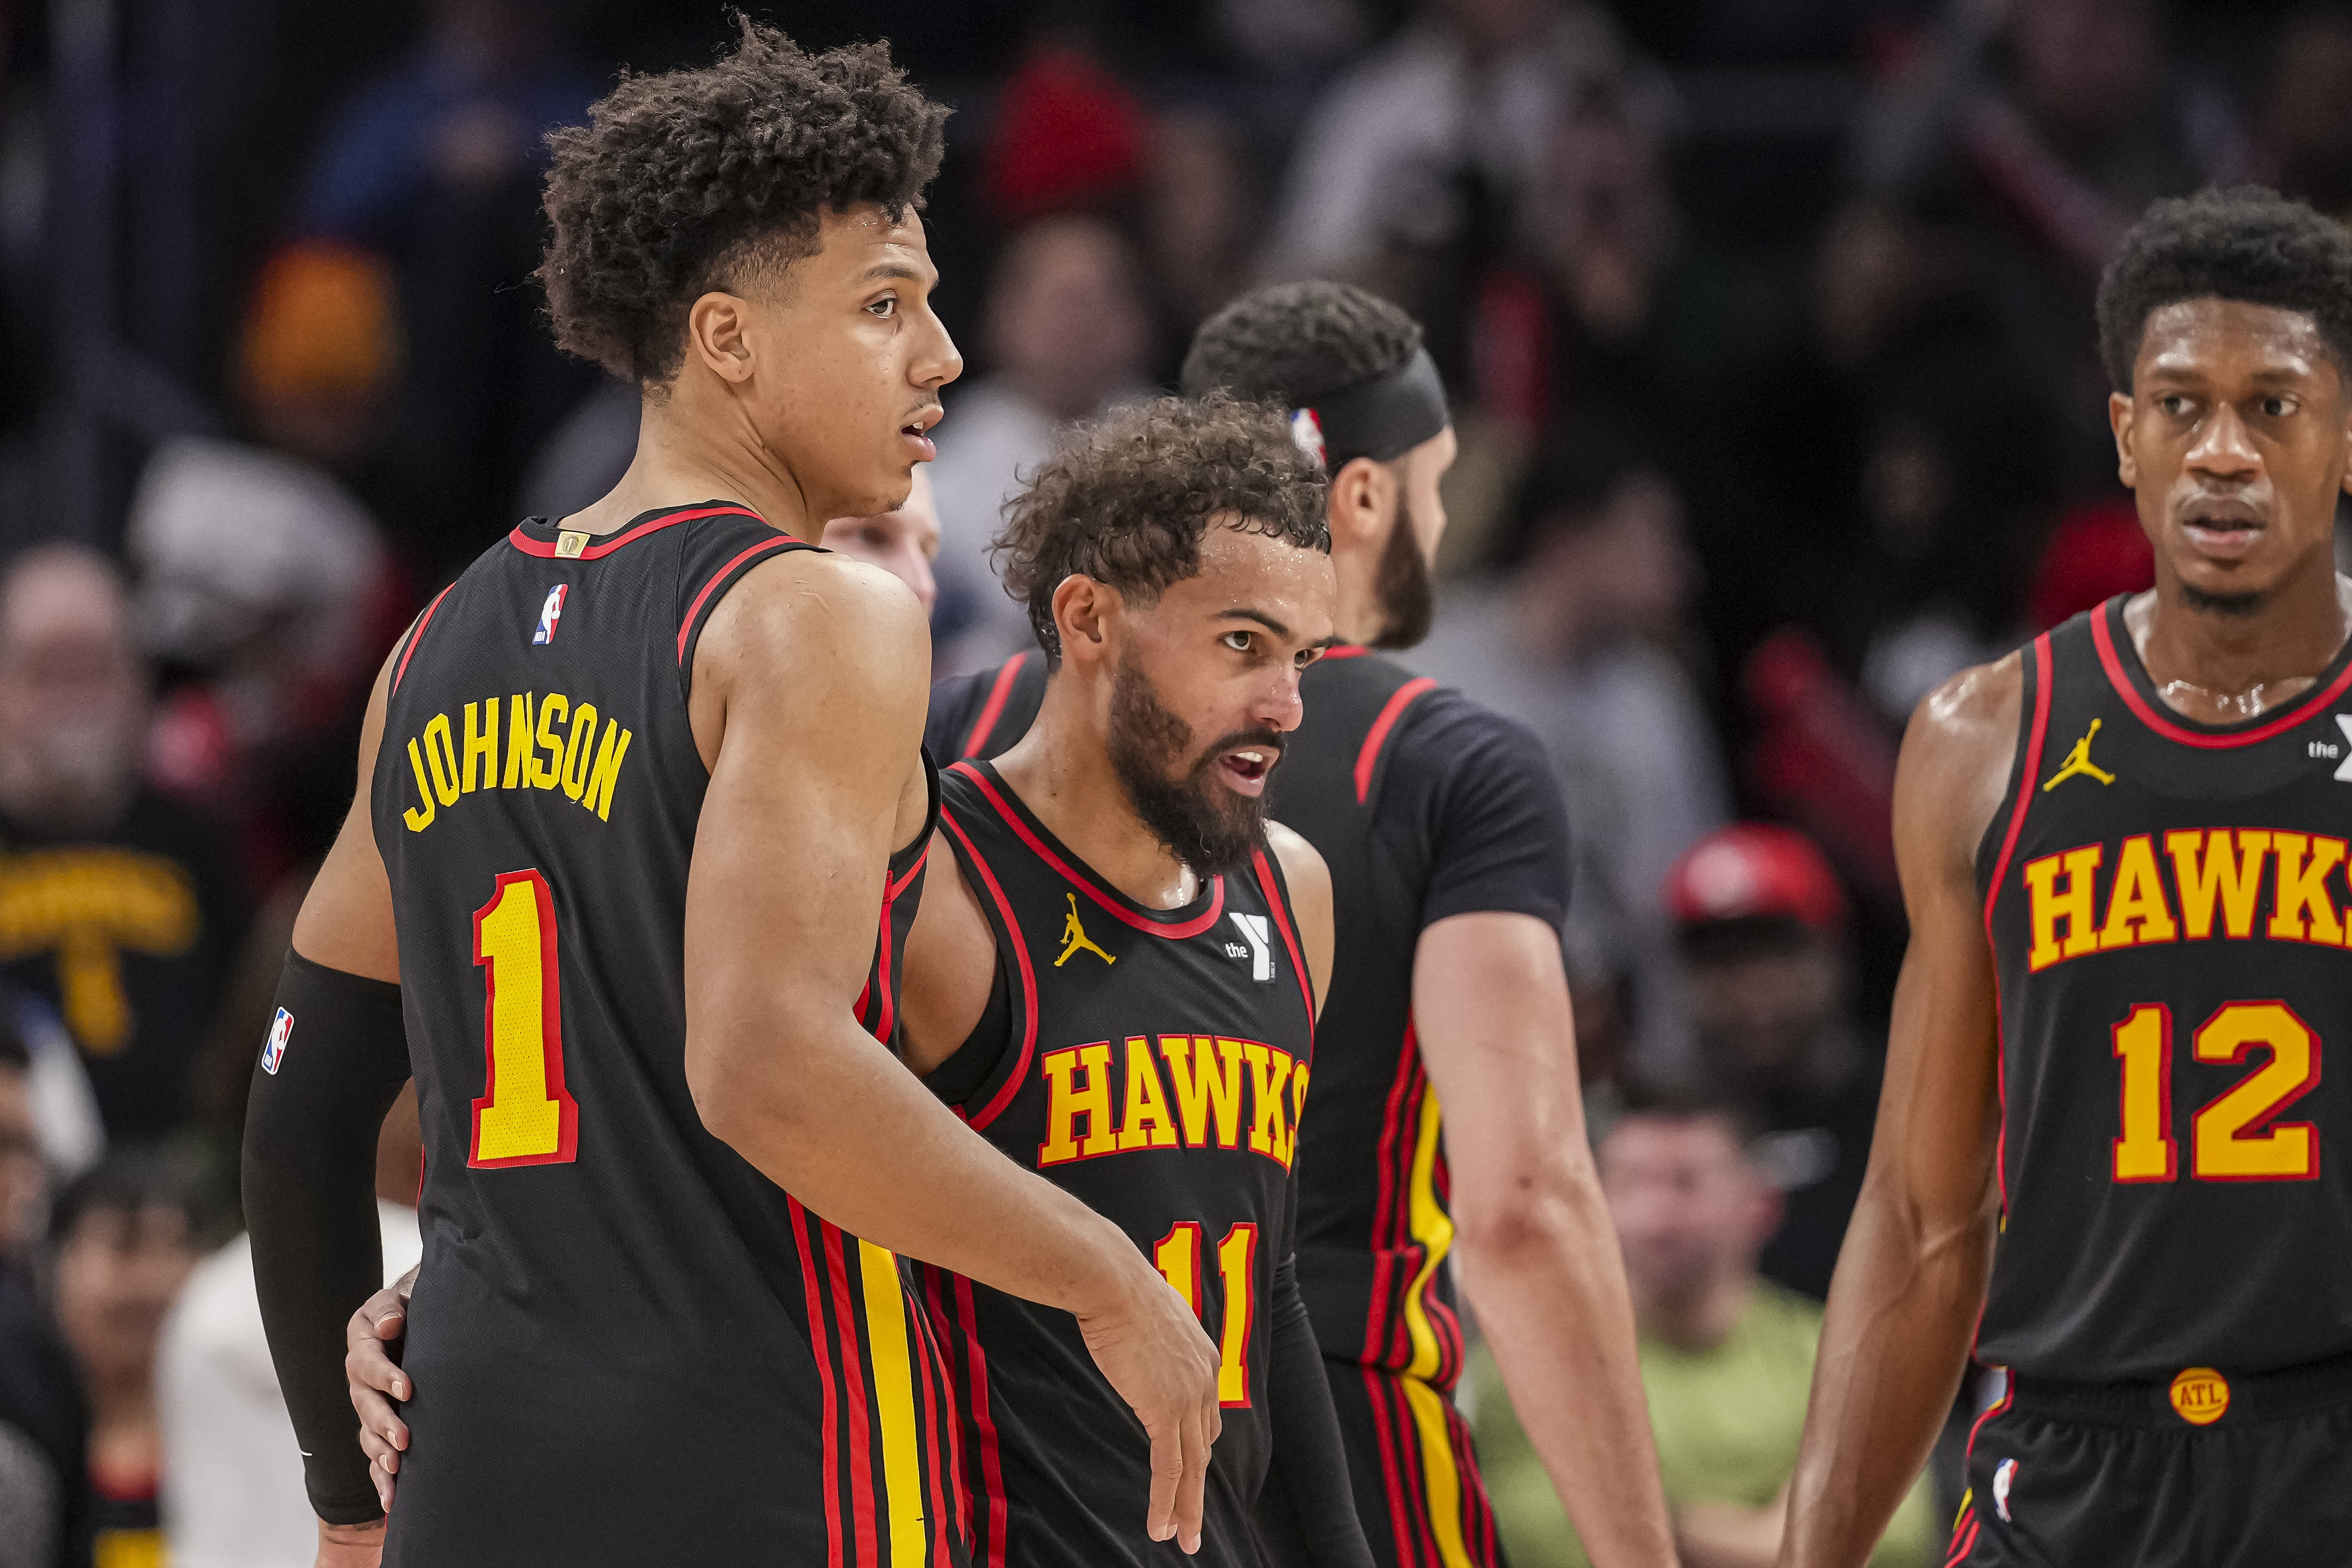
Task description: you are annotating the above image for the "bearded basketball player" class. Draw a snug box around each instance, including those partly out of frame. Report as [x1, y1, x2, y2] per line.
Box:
[243, 26, 1220, 1568]
[1781, 187, 2352, 1566]
[931, 284, 1673, 1568]
[896, 393, 1373, 1567]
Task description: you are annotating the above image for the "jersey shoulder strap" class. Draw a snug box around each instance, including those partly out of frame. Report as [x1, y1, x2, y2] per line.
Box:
[668, 506, 822, 691]
[951, 652, 1049, 761]
[1288, 649, 1440, 816]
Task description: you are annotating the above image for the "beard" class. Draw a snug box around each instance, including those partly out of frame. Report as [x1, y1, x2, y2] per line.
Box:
[1368, 494, 1434, 650]
[1106, 650, 1279, 877]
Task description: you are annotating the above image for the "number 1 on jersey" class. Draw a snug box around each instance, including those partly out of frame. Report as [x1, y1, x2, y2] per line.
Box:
[1154, 1220, 1258, 1406]
[471, 870, 579, 1167]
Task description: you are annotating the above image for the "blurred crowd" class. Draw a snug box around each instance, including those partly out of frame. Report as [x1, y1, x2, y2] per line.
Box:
[0, 0, 2344, 1563]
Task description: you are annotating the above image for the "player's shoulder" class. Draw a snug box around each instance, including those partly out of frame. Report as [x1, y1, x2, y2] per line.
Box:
[1377, 668, 1555, 797]
[1905, 647, 2025, 779]
[1898, 646, 2027, 870]
[1263, 819, 1330, 900]
[717, 547, 926, 645]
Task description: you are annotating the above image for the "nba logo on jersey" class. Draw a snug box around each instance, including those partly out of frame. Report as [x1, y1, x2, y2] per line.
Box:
[260, 1008, 294, 1075]
[533, 584, 568, 645]
[1289, 408, 1328, 472]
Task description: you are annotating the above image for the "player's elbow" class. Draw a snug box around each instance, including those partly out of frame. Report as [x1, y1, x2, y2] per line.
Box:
[1449, 1143, 1598, 1268]
[684, 1020, 816, 1154]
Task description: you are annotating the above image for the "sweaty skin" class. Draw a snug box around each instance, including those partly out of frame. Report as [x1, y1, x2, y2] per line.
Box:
[319, 207, 1224, 1565]
[1778, 295, 2352, 1568]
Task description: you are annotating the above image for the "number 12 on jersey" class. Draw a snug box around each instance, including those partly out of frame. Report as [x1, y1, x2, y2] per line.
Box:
[471, 870, 580, 1168]
[1154, 1221, 1258, 1407]
[2112, 1000, 2318, 1183]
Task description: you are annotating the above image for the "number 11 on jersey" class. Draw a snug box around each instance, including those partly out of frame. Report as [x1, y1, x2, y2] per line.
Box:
[471, 869, 580, 1168]
[1155, 1221, 1258, 1407]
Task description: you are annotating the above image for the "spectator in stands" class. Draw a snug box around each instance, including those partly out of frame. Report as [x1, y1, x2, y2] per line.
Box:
[133, 243, 403, 896]
[0, 1016, 89, 1568]
[295, 0, 600, 579]
[1663, 825, 1879, 1302]
[1412, 430, 1728, 1075]
[819, 468, 942, 618]
[1466, 1085, 1937, 1568]
[1259, 0, 1669, 285]
[925, 215, 1154, 672]
[48, 1151, 206, 1568]
[1852, 0, 2225, 482]
[158, 1088, 421, 1568]
[0, 547, 247, 1142]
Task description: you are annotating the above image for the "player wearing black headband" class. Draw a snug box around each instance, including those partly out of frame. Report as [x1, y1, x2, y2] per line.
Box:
[930, 283, 1675, 1568]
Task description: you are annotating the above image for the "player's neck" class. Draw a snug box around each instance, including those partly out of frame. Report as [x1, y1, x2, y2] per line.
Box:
[557, 388, 818, 540]
[992, 692, 1206, 913]
[2130, 563, 2352, 718]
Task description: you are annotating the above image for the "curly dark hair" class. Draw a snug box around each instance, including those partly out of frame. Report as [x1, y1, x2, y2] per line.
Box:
[1178, 281, 1423, 405]
[2096, 185, 2352, 392]
[993, 393, 1330, 661]
[537, 18, 949, 384]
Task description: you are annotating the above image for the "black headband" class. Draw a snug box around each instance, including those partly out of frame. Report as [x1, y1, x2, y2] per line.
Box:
[1286, 346, 1451, 472]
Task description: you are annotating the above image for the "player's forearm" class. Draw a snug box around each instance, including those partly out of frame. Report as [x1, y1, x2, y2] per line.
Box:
[1456, 1159, 1676, 1568]
[1777, 1182, 1989, 1568]
[692, 1014, 1152, 1315]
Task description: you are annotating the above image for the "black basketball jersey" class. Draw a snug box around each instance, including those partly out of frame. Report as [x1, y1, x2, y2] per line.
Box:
[919, 758, 1318, 1568]
[370, 503, 961, 1567]
[928, 650, 1569, 1395]
[1977, 595, 2352, 1381]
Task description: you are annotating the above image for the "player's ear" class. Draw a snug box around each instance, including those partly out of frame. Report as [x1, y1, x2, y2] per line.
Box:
[686, 292, 755, 385]
[1052, 575, 1115, 667]
[1324, 456, 1395, 552]
[2110, 391, 2138, 488]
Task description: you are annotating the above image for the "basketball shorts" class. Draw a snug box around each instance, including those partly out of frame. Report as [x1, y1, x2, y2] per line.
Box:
[1322, 1361, 1509, 1568]
[1948, 1354, 2352, 1566]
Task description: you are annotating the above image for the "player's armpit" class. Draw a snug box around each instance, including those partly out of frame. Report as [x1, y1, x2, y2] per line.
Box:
[1263, 822, 1331, 1014]
[1778, 655, 2019, 1568]
[1415, 911, 1677, 1568]
[896, 828, 998, 1078]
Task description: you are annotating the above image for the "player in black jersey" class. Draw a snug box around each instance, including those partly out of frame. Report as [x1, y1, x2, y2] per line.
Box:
[1783, 188, 2352, 1568]
[894, 394, 1373, 1567]
[931, 285, 1674, 1568]
[241, 27, 1221, 1568]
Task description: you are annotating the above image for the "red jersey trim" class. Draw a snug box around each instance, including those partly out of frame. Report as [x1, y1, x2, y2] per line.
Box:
[867, 845, 927, 1046]
[1321, 644, 1373, 660]
[390, 585, 454, 695]
[948, 761, 1227, 938]
[786, 1197, 848, 1566]
[1252, 849, 1317, 1032]
[1982, 635, 2054, 934]
[506, 503, 774, 559]
[1356, 677, 1437, 804]
[676, 536, 805, 665]
[938, 810, 1040, 1133]
[2092, 600, 2352, 748]
[962, 653, 1031, 756]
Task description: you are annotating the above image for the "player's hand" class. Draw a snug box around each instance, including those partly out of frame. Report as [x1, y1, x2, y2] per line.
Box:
[346, 1277, 415, 1512]
[1073, 1256, 1224, 1554]
[314, 1517, 385, 1567]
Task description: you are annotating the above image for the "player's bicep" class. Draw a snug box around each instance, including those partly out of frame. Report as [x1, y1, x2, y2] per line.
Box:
[1412, 913, 1584, 1158]
[1867, 671, 2017, 1230]
[292, 648, 400, 983]
[685, 562, 929, 1049]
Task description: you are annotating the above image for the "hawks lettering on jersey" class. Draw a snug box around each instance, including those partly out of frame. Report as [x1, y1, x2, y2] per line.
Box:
[1977, 596, 2352, 1382]
[1034, 1033, 1304, 1170]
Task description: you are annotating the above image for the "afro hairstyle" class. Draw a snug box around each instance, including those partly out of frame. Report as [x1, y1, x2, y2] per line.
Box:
[992, 392, 1329, 663]
[538, 18, 948, 386]
[2096, 185, 2352, 393]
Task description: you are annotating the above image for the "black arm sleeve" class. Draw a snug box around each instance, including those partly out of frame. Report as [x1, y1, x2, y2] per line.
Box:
[241, 950, 412, 1525]
[1256, 1248, 1376, 1568]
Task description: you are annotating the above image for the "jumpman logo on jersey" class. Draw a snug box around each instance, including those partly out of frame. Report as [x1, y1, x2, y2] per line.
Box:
[1055, 893, 1116, 967]
[2043, 719, 2116, 791]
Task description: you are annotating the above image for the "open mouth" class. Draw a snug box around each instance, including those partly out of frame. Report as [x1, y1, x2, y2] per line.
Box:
[2180, 500, 2265, 561]
[901, 408, 941, 461]
[1217, 745, 1277, 796]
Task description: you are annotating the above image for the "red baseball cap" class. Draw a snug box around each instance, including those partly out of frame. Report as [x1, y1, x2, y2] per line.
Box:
[1664, 825, 1846, 935]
